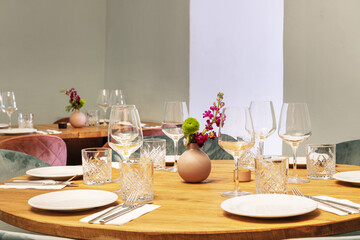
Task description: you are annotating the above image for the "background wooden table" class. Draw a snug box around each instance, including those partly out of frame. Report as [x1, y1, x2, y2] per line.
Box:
[0, 123, 163, 165]
[0, 161, 360, 240]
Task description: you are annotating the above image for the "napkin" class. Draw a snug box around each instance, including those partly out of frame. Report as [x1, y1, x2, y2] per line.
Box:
[80, 204, 160, 225]
[36, 130, 48, 135]
[0, 184, 66, 190]
[46, 129, 62, 134]
[316, 196, 360, 215]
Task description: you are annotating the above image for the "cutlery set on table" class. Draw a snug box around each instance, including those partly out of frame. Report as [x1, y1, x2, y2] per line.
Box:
[0, 165, 160, 225]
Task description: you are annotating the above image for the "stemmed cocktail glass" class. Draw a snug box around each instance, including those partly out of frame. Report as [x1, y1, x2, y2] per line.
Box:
[97, 89, 111, 125]
[108, 105, 143, 160]
[249, 101, 276, 155]
[278, 102, 311, 184]
[110, 89, 125, 105]
[161, 101, 188, 172]
[218, 107, 255, 197]
[1, 91, 17, 128]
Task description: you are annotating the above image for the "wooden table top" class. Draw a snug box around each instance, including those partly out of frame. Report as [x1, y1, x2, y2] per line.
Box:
[0, 122, 163, 141]
[1, 161, 360, 240]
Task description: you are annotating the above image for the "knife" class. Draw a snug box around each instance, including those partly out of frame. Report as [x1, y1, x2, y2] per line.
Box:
[99, 201, 150, 224]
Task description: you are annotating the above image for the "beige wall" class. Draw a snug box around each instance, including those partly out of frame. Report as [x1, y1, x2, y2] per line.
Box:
[0, 0, 106, 124]
[105, 0, 189, 123]
[284, 0, 360, 155]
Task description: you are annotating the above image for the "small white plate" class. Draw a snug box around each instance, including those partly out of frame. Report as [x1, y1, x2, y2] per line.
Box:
[28, 190, 118, 211]
[165, 155, 175, 163]
[221, 194, 317, 218]
[333, 171, 360, 186]
[0, 123, 8, 129]
[26, 166, 83, 180]
[0, 128, 37, 135]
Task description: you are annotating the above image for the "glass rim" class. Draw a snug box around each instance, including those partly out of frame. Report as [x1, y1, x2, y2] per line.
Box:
[110, 104, 136, 109]
[256, 155, 289, 160]
[143, 138, 166, 143]
[122, 158, 153, 162]
[81, 147, 111, 152]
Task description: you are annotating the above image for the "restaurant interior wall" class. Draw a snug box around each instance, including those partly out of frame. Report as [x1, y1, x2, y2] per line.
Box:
[189, 0, 284, 155]
[104, 0, 190, 123]
[0, 0, 106, 124]
[284, 0, 360, 155]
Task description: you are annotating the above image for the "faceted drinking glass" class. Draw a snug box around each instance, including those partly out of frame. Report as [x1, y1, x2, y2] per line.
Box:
[307, 144, 336, 180]
[81, 148, 112, 185]
[255, 155, 289, 194]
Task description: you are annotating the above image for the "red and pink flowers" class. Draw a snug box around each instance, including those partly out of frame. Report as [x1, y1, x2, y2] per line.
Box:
[183, 92, 225, 147]
[60, 88, 86, 112]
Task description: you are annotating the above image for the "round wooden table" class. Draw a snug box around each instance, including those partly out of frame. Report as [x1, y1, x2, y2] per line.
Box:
[0, 161, 360, 240]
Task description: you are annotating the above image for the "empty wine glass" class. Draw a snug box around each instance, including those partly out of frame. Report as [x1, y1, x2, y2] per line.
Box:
[108, 105, 143, 160]
[218, 107, 255, 197]
[278, 102, 312, 184]
[249, 101, 276, 155]
[97, 89, 111, 125]
[1, 91, 17, 128]
[110, 89, 126, 105]
[0, 92, 4, 112]
[161, 101, 188, 172]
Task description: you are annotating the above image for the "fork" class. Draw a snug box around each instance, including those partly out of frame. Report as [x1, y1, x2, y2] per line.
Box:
[5, 175, 79, 186]
[99, 191, 147, 224]
[89, 191, 139, 224]
[291, 187, 353, 214]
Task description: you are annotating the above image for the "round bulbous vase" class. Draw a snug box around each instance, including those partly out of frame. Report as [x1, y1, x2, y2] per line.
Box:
[177, 143, 211, 183]
[69, 109, 86, 128]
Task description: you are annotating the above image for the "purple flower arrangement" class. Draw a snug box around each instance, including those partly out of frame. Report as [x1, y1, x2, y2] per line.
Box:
[183, 92, 225, 147]
[60, 88, 86, 112]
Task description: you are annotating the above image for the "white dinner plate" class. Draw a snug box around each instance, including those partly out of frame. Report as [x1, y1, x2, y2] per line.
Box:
[28, 190, 118, 211]
[221, 194, 318, 218]
[333, 171, 360, 186]
[0, 128, 37, 135]
[0, 123, 8, 129]
[26, 166, 83, 179]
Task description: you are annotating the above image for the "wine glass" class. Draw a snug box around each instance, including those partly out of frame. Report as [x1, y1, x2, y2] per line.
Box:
[108, 105, 143, 160]
[1, 91, 17, 128]
[278, 102, 312, 184]
[110, 89, 126, 105]
[249, 101, 276, 155]
[161, 101, 188, 172]
[97, 89, 111, 125]
[218, 107, 255, 198]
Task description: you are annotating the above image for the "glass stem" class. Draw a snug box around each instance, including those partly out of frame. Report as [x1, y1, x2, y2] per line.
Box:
[173, 139, 178, 167]
[292, 146, 298, 179]
[234, 156, 240, 197]
[8, 114, 12, 128]
[259, 140, 264, 155]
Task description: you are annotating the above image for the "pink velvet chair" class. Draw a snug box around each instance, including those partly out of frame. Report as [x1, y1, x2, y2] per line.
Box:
[0, 135, 67, 166]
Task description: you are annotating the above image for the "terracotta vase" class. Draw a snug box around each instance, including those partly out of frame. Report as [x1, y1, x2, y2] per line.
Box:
[69, 109, 86, 128]
[177, 143, 211, 183]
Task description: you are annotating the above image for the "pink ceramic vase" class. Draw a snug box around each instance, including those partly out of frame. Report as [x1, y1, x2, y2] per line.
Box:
[177, 143, 211, 183]
[69, 109, 86, 128]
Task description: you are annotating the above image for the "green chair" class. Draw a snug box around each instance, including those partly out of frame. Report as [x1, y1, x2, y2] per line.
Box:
[336, 140, 360, 166]
[0, 149, 50, 183]
[0, 149, 72, 239]
[0, 230, 72, 240]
